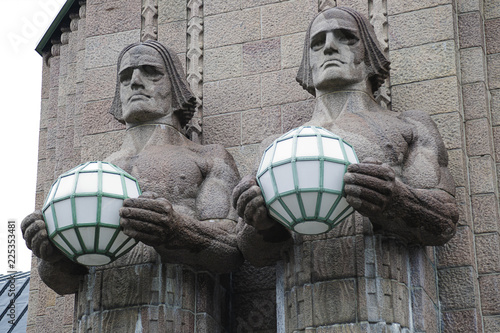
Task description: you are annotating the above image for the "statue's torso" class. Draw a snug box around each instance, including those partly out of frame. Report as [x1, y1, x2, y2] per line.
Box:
[317, 109, 413, 175]
[109, 143, 207, 217]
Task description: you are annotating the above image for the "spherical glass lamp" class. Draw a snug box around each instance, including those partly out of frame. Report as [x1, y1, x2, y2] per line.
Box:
[42, 161, 141, 266]
[256, 126, 358, 235]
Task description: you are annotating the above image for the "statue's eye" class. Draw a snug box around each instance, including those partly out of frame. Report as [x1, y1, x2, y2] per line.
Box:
[311, 32, 326, 51]
[337, 30, 359, 45]
[119, 68, 133, 85]
[142, 65, 163, 79]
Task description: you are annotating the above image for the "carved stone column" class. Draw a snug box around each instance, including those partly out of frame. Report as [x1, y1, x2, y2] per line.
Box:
[186, 0, 204, 143]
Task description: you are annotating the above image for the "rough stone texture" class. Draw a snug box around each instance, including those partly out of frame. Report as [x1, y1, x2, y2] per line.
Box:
[472, 194, 500, 233]
[157, 0, 186, 24]
[204, 45, 242, 82]
[204, 0, 240, 16]
[83, 66, 116, 102]
[466, 118, 493, 156]
[390, 41, 456, 85]
[388, 0, 451, 15]
[391, 76, 460, 115]
[447, 149, 467, 187]
[463, 82, 489, 120]
[458, 0, 484, 14]
[488, 53, 500, 89]
[484, 315, 500, 332]
[336, 0, 368, 16]
[85, 30, 141, 69]
[491, 89, 500, 126]
[438, 267, 477, 310]
[459, 11, 485, 49]
[157, 20, 187, 55]
[243, 38, 281, 75]
[241, 107, 282, 145]
[486, 18, 500, 54]
[461, 47, 487, 84]
[260, 0, 317, 39]
[436, 226, 475, 268]
[81, 131, 125, 161]
[261, 68, 311, 106]
[388, 5, 454, 50]
[475, 233, 500, 273]
[281, 32, 307, 69]
[226, 144, 260, 176]
[479, 274, 500, 315]
[204, 75, 261, 116]
[431, 112, 463, 150]
[281, 99, 315, 132]
[203, 113, 242, 147]
[469, 155, 496, 194]
[204, 8, 261, 49]
[85, 0, 142, 37]
[485, 0, 500, 19]
[494, 126, 500, 160]
[442, 309, 481, 333]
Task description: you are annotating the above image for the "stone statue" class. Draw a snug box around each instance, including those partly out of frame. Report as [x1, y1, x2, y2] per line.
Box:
[22, 41, 243, 330]
[235, 6, 458, 248]
[233, 7, 459, 330]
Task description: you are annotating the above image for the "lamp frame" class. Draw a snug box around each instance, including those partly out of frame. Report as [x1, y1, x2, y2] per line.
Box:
[42, 161, 141, 265]
[256, 126, 358, 234]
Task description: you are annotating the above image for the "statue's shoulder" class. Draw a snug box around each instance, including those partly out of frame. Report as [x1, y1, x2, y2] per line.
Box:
[400, 109, 433, 124]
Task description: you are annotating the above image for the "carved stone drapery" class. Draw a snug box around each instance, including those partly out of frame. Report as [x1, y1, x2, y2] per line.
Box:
[186, 0, 204, 143]
[141, 0, 158, 41]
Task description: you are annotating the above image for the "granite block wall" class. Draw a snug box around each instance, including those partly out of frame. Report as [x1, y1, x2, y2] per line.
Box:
[26, 0, 500, 332]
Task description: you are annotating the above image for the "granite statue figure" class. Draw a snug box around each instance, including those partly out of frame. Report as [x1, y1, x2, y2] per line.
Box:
[234, 6, 459, 261]
[22, 41, 244, 296]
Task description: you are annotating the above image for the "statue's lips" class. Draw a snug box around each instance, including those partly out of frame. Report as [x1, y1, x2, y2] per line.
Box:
[322, 59, 345, 68]
[128, 94, 150, 102]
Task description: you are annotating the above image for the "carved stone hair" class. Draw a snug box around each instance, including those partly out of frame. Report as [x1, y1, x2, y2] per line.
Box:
[296, 7, 390, 96]
[110, 40, 197, 127]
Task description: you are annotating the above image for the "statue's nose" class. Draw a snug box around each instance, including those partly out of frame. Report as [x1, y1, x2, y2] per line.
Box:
[324, 32, 339, 55]
[130, 68, 144, 87]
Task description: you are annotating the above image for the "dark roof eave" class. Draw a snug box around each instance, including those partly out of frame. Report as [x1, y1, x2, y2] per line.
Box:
[35, 0, 78, 56]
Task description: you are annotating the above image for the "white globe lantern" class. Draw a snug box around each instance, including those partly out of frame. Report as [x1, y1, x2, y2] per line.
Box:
[256, 126, 358, 235]
[42, 162, 141, 266]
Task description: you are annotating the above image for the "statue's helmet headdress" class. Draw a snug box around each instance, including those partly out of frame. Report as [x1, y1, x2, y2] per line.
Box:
[296, 7, 390, 96]
[110, 40, 197, 127]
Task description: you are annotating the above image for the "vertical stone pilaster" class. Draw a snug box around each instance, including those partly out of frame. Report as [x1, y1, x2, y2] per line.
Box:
[186, 0, 204, 143]
[369, 0, 391, 108]
[318, 0, 336, 12]
[142, 0, 158, 41]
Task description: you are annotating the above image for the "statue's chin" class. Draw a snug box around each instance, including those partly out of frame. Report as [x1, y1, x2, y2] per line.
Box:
[123, 108, 168, 124]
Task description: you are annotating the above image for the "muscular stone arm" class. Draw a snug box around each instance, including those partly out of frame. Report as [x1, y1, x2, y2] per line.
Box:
[120, 145, 244, 273]
[232, 136, 293, 267]
[21, 211, 88, 295]
[345, 110, 459, 245]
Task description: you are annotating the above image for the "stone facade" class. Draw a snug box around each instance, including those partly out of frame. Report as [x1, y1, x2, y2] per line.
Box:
[27, 0, 500, 332]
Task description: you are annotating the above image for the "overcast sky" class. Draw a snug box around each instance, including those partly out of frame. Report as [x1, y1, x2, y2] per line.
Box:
[0, 0, 67, 274]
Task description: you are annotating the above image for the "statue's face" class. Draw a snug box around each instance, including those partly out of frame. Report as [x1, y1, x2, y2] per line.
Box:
[309, 10, 369, 92]
[119, 45, 172, 123]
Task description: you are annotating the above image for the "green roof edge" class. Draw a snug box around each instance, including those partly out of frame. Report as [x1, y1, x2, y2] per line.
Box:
[35, 0, 77, 56]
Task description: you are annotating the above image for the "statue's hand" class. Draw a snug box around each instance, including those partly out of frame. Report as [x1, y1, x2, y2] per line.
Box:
[344, 158, 396, 218]
[119, 192, 175, 247]
[232, 175, 276, 231]
[21, 211, 65, 263]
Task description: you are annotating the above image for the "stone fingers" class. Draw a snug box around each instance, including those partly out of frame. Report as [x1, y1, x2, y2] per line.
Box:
[236, 185, 262, 219]
[344, 172, 394, 196]
[232, 175, 258, 209]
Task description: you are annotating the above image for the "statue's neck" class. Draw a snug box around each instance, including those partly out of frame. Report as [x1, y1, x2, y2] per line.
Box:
[311, 89, 377, 123]
[123, 115, 188, 153]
